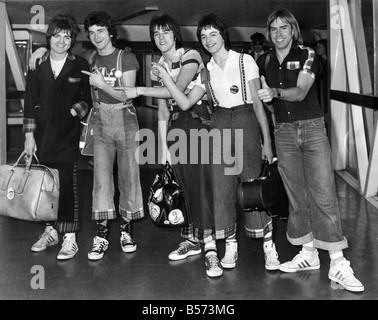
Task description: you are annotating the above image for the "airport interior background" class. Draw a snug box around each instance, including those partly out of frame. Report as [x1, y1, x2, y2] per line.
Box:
[0, 0, 378, 301]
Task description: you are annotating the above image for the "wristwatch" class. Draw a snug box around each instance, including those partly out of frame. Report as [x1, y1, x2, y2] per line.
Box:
[274, 89, 281, 99]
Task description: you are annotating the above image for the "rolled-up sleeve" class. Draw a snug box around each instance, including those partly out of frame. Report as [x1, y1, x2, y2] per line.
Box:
[71, 101, 89, 120]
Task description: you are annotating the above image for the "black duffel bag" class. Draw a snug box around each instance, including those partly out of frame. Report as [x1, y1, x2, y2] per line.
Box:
[148, 162, 189, 227]
[237, 158, 288, 218]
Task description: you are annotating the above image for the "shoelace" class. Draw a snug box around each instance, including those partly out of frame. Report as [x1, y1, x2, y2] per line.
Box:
[336, 261, 355, 280]
[61, 238, 76, 252]
[224, 242, 237, 259]
[93, 238, 106, 252]
[38, 232, 54, 245]
[178, 241, 193, 253]
[294, 249, 314, 261]
[265, 249, 278, 260]
[121, 232, 133, 246]
[207, 255, 219, 268]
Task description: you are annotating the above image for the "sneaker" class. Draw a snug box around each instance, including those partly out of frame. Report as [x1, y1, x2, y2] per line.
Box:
[264, 243, 280, 271]
[88, 236, 109, 261]
[120, 231, 137, 253]
[328, 258, 364, 292]
[168, 241, 202, 261]
[205, 253, 223, 278]
[31, 228, 59, 252]
[279, 248, 320, 273]
[221, 241, 238, 269]
[57, 235, 78, 260]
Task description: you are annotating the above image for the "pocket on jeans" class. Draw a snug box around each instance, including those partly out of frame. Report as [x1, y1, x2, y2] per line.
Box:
[309, 117, 325, 128]
[274, 123, 284, 134]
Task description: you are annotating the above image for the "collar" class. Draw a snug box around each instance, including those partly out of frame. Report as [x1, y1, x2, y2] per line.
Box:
[159, 47, 186, 67]
[268, 42, 299, 60]
[207, 49, 237, 72]
[40, 51, 76, 63]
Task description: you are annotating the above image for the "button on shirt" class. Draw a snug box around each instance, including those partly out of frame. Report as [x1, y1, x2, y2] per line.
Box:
[257, 43, 323, 123]
[202, 50, 260, 108]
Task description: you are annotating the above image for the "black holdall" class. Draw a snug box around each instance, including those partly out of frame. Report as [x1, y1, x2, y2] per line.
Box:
[0, 151, 59, 222]
[148, 162, 188, 228]
[237, 158, 288, 216]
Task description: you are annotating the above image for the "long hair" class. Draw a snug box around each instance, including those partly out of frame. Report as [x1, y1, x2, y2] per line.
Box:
[149, 14, 183, 54]
[265, 9, 303, 45]
[84, 11, 117, 44]
[196, 14, 231, 56]
[46, 14, 80, 50]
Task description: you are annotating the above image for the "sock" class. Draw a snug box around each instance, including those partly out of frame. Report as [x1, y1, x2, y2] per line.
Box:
[226, 234, 237, 243]
[329, 250, 344, 264]
[96, 220, 109, 239]
[263, 231, 273, 250]
[204, 240, 217, 255]
[120, 217, 131, 233]
[303, 241, 316, 252]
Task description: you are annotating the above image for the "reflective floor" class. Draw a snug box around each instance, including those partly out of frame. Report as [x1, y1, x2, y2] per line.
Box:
[0, 157, 378, 301]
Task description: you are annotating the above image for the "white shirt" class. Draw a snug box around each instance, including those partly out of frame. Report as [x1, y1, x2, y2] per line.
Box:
[196, 50, 260, 108]
[50, 55, 67, 79]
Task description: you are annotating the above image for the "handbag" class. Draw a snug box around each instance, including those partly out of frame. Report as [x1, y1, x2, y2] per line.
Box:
[237, 158, 288, 213]
[0, 151, 59, 221]
[79, 107, 94, 156]
[148, 162, 188, 227]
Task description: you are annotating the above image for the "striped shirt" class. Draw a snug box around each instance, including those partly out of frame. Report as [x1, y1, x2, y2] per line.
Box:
[151, 47, 204, 108]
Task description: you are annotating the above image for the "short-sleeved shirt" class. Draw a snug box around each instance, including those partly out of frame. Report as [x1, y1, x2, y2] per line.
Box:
[151, 47, 204, 108]
[92, 48, 140, 104]
[257, 43, 322, 123]
[197, 50, 259, 108]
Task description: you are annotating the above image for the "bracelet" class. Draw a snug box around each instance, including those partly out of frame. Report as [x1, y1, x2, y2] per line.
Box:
[135, 87, 139, 97]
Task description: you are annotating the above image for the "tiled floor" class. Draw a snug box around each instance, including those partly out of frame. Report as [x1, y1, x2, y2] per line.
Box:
[0, 160, 377, 300]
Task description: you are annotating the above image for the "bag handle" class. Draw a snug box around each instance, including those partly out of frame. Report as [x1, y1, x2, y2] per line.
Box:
[15, 151, 59, 192]
[258, 159, 270, 179]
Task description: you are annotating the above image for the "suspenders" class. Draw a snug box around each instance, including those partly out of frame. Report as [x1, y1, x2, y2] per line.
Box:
[204, 53, 248, 109]
[92, 49, 124, 104]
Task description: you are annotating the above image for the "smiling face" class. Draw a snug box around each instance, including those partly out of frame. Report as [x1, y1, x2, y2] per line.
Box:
[88, 25, 113, 54]
[269, 17, 294, 52]
[200, 26, 224, 55]
[153, 26, 176, 55]
[50, 30, 72, 56]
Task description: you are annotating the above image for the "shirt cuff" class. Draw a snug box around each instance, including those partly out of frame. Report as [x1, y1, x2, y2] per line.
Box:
[71, 102, 89, 120]
[23, 118, 36, 133]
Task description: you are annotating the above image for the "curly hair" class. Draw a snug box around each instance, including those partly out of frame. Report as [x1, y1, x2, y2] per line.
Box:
[84, 11, 117, 44]
[46, 14, 80, 50]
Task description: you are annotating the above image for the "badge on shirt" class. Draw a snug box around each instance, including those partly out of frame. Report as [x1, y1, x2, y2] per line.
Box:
[230, 85, 239, 94]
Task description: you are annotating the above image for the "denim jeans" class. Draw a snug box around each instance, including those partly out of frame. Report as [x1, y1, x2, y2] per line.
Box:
[210, 104, 271, 239]
[91, 103, 144, 221]
[274, 117, 348, 251]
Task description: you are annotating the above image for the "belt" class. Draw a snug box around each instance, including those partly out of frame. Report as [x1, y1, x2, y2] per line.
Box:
[94, 102, 132, 110]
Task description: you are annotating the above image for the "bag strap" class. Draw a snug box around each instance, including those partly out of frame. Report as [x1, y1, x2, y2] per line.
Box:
[264, 53, 271, 74]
